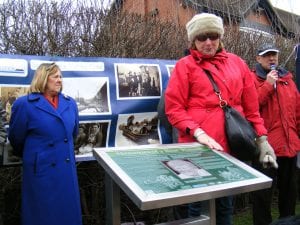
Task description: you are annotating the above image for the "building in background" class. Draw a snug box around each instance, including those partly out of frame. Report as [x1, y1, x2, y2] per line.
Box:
[113, 0, 300, 38]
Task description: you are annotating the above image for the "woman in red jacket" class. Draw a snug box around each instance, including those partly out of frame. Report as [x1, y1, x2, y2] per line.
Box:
[165, 13, 277, 225]
[251, 43, 300, 225]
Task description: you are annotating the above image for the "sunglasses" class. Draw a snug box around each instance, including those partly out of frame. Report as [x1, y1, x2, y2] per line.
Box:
[46, 62, 57, 71]
[195, 33, 220, 42]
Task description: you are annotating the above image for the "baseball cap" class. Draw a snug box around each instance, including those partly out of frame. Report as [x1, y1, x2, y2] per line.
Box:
[257, 43, 279, 56]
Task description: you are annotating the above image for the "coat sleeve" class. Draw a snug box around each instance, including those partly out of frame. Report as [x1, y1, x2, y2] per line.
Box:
[241, 67, 267, 136]
[165, 59, 199, 136]
[296, 89, 300, 138]
[252, 72, 274, 106]
[157, 90, 173, 136]
[71, 98, 79, 140]
[8, 97, 28, 157]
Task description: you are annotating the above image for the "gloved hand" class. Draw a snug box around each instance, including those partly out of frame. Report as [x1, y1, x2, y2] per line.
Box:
[256, 136, 278, 169]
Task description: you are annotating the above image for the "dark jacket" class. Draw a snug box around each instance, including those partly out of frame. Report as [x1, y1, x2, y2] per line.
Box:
[0, 101, 7, 144]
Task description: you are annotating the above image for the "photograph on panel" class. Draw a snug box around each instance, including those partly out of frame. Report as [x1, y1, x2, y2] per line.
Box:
[63, 77, 111, 115]
[166, 65, 175, 77]
[162, 158, 211, 180]
[115, 112, 160, 146]
[74, 120, 110, 156]
[115, 63, 162, 99]
[0, 86, 29, 123]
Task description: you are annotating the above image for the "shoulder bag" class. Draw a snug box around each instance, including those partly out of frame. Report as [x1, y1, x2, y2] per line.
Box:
[204, 70, 259, 161]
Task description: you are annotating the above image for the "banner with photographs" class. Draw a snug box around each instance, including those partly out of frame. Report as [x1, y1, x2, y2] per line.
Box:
[0, 54, 176, 166]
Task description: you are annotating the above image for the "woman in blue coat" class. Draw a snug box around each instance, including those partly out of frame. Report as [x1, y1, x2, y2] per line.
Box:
[8, 63, 83, 225]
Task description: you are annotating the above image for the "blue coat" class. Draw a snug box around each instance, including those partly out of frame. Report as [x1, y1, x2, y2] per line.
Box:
[8, 93, 82, 225]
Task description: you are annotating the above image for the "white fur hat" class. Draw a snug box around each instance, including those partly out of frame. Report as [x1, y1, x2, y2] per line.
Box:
[186, 13, 224, 41]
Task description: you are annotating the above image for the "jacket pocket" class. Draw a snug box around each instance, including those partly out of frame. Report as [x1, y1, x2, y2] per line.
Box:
[34, 150, 57, 176]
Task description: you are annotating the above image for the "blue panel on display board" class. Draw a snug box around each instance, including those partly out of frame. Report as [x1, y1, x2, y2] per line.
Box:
[0, 54, 176, 165]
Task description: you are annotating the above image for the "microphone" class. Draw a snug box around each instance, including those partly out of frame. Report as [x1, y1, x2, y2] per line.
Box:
[270, 64, 276, 71]
[270, 64, 277, 89]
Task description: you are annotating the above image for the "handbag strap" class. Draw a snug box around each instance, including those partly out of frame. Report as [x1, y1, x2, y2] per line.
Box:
[203, 70, 228, 108]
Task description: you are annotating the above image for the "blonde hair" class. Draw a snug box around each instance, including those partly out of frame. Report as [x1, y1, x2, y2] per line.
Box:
[29, 63, 62, 93]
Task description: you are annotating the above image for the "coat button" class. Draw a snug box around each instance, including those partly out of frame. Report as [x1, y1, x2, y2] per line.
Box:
[48, 143, 54, 147]
[51, 163, 56, 167]
[64, 138, 68, 142]
[65, 158, 70, 163]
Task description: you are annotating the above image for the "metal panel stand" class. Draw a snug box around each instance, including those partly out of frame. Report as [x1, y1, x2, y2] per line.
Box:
[208, 199, 216, 225]
[105, 173, 120, 225]
[105, 171, 216, 225]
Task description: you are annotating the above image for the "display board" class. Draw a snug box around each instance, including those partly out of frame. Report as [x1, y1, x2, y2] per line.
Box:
[93, 143, 272, 210]
[0, 54, 176, 166]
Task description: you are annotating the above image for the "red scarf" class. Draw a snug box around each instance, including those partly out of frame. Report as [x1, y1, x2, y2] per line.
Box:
[189, 48, 228, 69]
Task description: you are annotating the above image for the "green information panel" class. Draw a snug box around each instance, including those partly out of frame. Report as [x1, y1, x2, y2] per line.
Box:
[107, 145, 255, 194]
[94, 143, 271, 210]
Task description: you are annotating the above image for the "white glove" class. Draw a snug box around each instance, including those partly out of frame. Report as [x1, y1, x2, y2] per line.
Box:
[256, 136, 278, 169]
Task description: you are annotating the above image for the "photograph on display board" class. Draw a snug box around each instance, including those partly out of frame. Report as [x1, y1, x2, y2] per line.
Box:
[115, 112, 160, 147]
[63, 77, 111, 115]
[115, 63, 162, 99]
[166, 65, 175, 77]
[74, 120, 110, 156]
[162, 158, 211, 180]
[0, 86, 29, 123]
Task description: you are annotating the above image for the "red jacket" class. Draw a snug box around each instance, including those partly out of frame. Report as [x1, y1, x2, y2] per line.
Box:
[165, 49, 267, 154]
[252, 66, 300, 157]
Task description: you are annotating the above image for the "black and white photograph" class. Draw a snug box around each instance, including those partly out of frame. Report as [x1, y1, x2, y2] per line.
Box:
[115, 112, 160, 146]
[166, 65, 175, 77]
[162, 159, 211, 180]
[0, 86, 29, 122]
[74, 120, 110, 156]
[115, 63, 162, 99]
[63, 77, 111, 115]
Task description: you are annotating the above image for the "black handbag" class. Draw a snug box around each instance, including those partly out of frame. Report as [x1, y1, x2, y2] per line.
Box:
[204, 70, 259, 161]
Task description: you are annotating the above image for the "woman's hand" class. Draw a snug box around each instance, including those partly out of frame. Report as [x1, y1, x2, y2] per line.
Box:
[194, 128, 224, 151]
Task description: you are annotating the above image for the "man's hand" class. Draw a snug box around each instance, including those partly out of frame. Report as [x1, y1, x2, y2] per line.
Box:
[266, 70, 278, 85]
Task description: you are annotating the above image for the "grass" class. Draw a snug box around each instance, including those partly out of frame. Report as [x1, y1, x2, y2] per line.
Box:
[233, 195, 300, 225]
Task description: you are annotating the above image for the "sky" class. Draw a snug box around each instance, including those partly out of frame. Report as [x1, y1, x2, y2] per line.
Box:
[270, 0, 300, 15]
[0, 0, 299, 16]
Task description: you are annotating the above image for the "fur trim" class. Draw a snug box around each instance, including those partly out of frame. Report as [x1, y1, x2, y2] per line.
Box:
[186, 13, 224, 41]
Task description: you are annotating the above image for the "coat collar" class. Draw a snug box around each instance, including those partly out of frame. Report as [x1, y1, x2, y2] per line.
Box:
[27, 92, 72, 116]
[27, 92, 71, 101]
[189, 48, 228, 65]
[255, 63, 289, 79]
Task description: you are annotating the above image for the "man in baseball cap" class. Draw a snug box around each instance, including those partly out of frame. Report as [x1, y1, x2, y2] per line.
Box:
[256, 43, 279, 56]
[251, 42, 300, 225]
